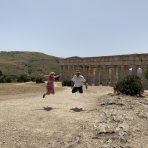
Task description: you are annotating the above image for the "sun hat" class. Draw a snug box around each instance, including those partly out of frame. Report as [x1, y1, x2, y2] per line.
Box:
[50, 72, 55, 75]
[75, 70, 81, 74]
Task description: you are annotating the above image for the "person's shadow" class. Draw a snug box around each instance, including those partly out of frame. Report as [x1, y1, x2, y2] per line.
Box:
[43, 106, 53, 111]
[70, 107, 84, 112]
[36, 106, 53, 111]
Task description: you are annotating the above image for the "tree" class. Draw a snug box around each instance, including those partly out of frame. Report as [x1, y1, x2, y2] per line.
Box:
[0, 70, 3, 76]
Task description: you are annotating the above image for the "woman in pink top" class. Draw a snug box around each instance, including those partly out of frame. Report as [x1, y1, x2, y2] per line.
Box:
[43, 72, 60, 98]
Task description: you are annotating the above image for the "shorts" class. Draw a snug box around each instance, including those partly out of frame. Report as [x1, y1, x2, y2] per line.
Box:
[72, 86, 83, 93]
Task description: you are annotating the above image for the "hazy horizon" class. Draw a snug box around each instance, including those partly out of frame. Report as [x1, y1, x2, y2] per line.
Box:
[0, 50, 148, 58]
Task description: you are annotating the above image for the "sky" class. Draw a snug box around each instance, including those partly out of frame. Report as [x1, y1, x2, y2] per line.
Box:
[0, 0, 148, 57]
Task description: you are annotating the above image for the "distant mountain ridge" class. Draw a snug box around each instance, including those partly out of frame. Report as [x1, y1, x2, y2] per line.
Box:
[0, 51, 60, 76]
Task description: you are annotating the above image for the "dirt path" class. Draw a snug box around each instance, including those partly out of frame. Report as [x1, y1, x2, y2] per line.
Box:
[0, 86, 113, 148]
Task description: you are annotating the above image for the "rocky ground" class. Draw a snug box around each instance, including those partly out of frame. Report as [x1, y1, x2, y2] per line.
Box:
[93, 92, 148, 148]
[0, 84, 148, 148]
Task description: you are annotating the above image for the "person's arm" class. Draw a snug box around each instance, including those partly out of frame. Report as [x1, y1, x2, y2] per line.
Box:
[44, 75, 49, 77]
[83, 81, 88, 89]
[82, 76, 88, 89]
[54, 75, 59, 79]
[71, 81, 74, 87]
[71, 75, 75, 82]
[54, 73, 62, 78]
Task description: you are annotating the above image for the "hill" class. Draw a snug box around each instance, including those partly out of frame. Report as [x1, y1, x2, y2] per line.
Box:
[0, 51, 60, 76]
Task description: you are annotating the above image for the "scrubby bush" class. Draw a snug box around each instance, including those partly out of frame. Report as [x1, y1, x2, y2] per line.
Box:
[30, 76, 36, 82]
[17, 74, 31, 82]
[144, 68, 148, 80]
[0, 75, 12, 83]
[62, 80, 67, 86]
[67, 80, 73, 86]
[8, 75, 18, 82]
[36, 77, 45, 83]
[0, 76, 5, 83]
[0, 70, 3, 76]
[114, 75, 143, 96]
[62, 80, 72, 86]
[5, 77, 12, 83]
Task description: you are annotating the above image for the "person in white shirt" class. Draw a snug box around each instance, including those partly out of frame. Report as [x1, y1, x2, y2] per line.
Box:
[71, 70, 87, 93]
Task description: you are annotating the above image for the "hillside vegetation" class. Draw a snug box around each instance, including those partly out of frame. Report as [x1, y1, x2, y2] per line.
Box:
[0, 51, 60, 77]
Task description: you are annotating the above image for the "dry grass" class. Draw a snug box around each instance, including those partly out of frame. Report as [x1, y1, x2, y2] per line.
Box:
[0, 82, 63, 96]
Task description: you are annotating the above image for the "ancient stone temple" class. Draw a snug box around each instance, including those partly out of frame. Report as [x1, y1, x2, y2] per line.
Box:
[60, 53, 148, 89]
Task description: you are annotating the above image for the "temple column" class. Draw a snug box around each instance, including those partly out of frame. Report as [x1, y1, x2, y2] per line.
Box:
[124, 65, 129, 76]
[132, 65, 137, 75]
[74, 65, 77, 73]
[88, 66, 93, 85]
[79, 65, 83, 74]
[118, 66, 123, 81]
[115, 66, 120, 82]
[72, 65, 75, 75]
[95, 66, 101, 85]
[70, 65, 75, 78]
[119, 65, 132, 80]
[99, 66, 107, 85]
[82, 65, 87, 79]
[102, 65, 108, 85]
[105, 66, 110, 85]
[110, 65, 116, 86]
[92, 67, 97, 85]
[105, 66, 109, 85]
[84, 65, 89, 84]
[141, 65, 148, 89]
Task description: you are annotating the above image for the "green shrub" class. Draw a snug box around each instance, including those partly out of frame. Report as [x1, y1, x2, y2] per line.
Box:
[67, 80, 72, 86]
[17, 74, 31, 82]
[0, 75, 12, 83]
[36, 77, 45, 83]
[30, 76, 36, 82]
[0, 76, 5, 83]
[144, 68, 148, 80]
[62, 80, 67, 86]
[5, 77, 12, 83]
[0, 70, 3, 76]
[8, 75, 18, 82]
[62, 80, 72, 86]
[114, 75, 143, 96]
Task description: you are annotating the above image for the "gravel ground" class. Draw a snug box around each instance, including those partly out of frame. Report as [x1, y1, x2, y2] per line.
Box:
[0, 85, 148, 148]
